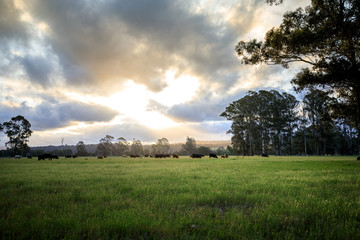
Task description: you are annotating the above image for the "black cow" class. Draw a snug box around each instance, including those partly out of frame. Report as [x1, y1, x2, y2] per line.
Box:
[172, 154, 179, 158]
[72, 155, 78, 158]
[190, 153, 204, 158]
[209, 153, 218, 158]
[130, 154, 140, 158]
[262, 153, 269, 157]
[38, 153, 57, 160]
[155, 154, 170, 158]
[65, 155, 72, 158]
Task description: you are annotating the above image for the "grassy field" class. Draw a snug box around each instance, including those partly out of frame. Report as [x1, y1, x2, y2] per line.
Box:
[1, 156, 359, 239]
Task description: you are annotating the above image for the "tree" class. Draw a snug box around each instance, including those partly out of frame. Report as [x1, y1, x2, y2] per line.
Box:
[197, 146, 212, 155]
[96, 135, 114, 156]
[151, 138, 170, 155]
[303, 89, 336, 155]
[113, 137, 129, 156]
[76, 141, 88, 156]
[235, 0, 360, 137]
[221, 90, 299, 156]
[181, 137, 197, 155]
[2, 115, 32, 156]
[131, 139, 143, 156]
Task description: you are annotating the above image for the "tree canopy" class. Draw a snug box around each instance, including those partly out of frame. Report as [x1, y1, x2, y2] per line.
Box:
[221, 89, 357, 155]
[235, 0, 360, 132]
[2, 115, 32, 156]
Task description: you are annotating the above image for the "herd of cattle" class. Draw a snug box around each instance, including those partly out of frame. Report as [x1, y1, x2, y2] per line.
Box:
[37, 154, 78, 160]
[34, 153, 229, 160]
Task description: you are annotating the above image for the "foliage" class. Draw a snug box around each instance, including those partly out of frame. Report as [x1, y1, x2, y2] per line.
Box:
[222, 89, 359, 155]
[76, 141, 88, 156]
[96, 135, 114, 156]
[221, 90, 299, 155]
[235, 0, 360, 134]
[196, 146, 212, 155]
[181, 137, 197, 155]
[151, 138, 170, 154]
[130, 139, 143, 156]
[113, 137, 129, 156]
[2, 115, 32, 156]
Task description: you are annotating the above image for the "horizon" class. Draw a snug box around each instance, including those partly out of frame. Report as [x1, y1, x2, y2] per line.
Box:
[0, 0, 310, 148]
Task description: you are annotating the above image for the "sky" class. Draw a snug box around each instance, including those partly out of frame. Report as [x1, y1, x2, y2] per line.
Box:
[0, 0, 310, 148]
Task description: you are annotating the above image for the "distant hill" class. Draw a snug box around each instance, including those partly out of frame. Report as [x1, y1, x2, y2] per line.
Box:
[30, 140, 232, 154]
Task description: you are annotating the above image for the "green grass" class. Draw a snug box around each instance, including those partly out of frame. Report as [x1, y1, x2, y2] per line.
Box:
[1, 156, 359, 239]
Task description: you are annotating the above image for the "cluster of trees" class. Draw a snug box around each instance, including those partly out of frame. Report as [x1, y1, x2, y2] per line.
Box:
[221, 89, 358, 156]
[227, 0, 359, 156]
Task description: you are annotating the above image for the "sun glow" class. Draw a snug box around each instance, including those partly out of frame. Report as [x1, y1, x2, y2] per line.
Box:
[65, 80, 179, 129]
[150, 70, 200, 107]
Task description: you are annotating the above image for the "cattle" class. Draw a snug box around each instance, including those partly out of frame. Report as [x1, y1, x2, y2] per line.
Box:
[209, 153, 218, 158]
[72, 155, 78, 158]
[14, 155, 21, 159]
[262, 153, 269, 157]
[97, 156, 103, 159]
[65, 155, 72, 158]
[172, 153, 179, 158]
[357, 156, 360, 161]
[221, 153, 228, 158]
[155, 154, 170, 158]
[190, 153, 204, 158]
[130, 154, 140, 158]
[38, 154, 57, 160]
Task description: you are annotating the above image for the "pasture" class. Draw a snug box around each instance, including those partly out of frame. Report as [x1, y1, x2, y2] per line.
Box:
[1, 156, 359, 239]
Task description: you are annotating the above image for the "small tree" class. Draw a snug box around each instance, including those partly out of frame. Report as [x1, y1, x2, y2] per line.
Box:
[96, 135, 114, 156]
[76, 141, 88, 156]
[197, 146, 212, 155]
[181, 137, 197, 155]
[131, 139, 143, 156]
[3, 115, 32, 156]
[113, 137, 129, 156]
[152, 137, 170, 154]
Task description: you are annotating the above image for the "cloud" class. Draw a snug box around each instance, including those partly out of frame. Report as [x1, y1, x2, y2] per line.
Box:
[0, 0, 313, 147]
[0, 100, 118, 131]
[21, 55, 53, 85]
[11, 0, 243, 94]
[0, 0, 28, 40]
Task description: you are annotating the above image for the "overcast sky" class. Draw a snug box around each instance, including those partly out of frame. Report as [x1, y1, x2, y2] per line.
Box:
[0, 0, 310, 147]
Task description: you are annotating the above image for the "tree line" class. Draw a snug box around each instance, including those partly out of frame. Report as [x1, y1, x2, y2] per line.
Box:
[229, 0, 359, 156]
[0, 119, 230, 157]
[92, 136, 230, 157]
[221, 89, 359, 156]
